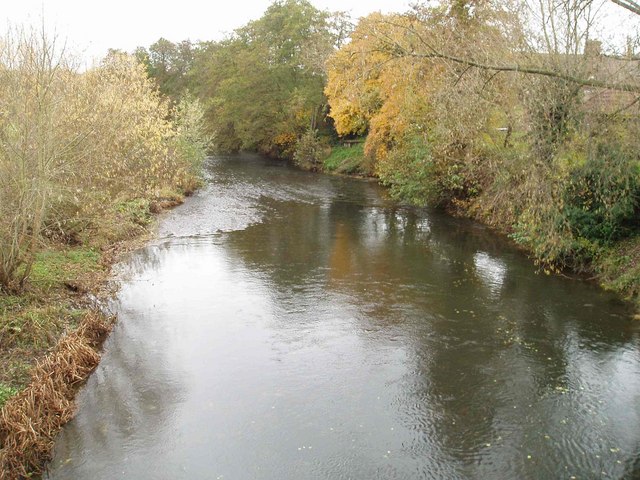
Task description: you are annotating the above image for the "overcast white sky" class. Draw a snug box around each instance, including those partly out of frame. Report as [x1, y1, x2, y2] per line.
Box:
[0, 0, 412, 63]
[1, 0, 638, 64]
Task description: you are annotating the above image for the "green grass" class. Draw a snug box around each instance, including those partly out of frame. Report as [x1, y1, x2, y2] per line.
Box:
[0, 382, 18, 408]
[0, 245, 102, 396]
[1, 304, 85, 350]
[30, 247, 101, 291]
[323, 143, 366, 174]
[0, 294, 25, 312]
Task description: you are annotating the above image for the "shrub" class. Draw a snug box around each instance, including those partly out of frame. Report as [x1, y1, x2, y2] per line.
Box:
[171, 93, 210, 193]
[563, 142, 640, 244]
[0, 33, 207, 291]
[293, 129, 324, 170]
[376, 132, 439, 205]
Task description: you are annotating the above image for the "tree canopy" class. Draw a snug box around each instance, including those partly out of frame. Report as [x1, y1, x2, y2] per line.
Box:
[188, 0, 349, 157]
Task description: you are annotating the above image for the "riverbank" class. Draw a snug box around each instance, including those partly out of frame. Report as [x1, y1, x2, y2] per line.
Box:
[0, 194, 187, 479]
[320, 145, 640, 313]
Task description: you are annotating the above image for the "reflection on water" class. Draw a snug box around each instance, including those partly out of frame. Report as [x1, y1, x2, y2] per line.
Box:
[47, 154, 640, 479]
[473, 252, 506, 296]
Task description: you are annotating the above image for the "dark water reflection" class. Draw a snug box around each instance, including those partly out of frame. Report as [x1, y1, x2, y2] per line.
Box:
[47, 154, 640, 479]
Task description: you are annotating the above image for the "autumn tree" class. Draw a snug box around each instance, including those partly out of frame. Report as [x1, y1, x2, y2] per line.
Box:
[0, 29, 78, 288]
[326, 5, 514, 202]
[0, 31, 206, 291]
[325, 0, 640, 273]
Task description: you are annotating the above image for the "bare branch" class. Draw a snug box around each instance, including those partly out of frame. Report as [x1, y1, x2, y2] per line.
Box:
[610, 0, 640, 16]
[369, 13, 640, 94]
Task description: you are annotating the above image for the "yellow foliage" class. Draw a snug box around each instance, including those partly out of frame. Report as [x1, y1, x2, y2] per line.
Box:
[273, 132, 298, 146]
[325, 12, 400, 137]
[325, 13, 441, 170]
[325, 4, 518, 208]
[0, 34, 205, 288]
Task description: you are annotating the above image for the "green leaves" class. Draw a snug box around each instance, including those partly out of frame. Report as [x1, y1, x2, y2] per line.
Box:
[191, 0, 347, 157]
[563, 142, 640, 244]
[0, 383, 18, 408]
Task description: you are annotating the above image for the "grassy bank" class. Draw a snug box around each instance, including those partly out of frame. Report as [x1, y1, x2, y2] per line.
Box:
[0, 247, 102, 401]
[322, 144, 368, 175]
[0, 191, 190, 411]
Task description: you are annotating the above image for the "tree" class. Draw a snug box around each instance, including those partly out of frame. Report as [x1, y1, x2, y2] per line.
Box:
[136, 38, 196, 100]
[0, 28, 76, 289]
[610, 0, 640, 16]
[190, 0, 350, 157]
[325, 0, 640, 272]
[326, 6, 512, 195]
[0, 31, 206, 291]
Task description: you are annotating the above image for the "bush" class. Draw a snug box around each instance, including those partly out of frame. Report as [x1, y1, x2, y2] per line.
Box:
[0, 32, 207, 291]
[376, 132, 439, 205]
[172, 93, 210, 193]
[293, 129, 324, 171]
[563, 143, 640, 244]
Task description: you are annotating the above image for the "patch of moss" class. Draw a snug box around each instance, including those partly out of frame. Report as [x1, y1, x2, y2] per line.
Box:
[0, 383, 18, 409]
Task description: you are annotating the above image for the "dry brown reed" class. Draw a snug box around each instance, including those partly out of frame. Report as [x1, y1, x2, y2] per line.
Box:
[0, 311, 113, 479]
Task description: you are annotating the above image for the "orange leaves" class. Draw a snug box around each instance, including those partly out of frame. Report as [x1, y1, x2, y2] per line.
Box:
[325, 12, 438, 168]
[273, 132, 297, 146]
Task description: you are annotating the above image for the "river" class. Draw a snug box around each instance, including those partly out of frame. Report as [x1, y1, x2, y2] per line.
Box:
[46, 154, 640, 479]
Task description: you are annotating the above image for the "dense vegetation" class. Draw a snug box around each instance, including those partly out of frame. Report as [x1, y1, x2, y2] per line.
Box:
[139, 0, 640, 306]
[323, 1, 640, 302]
[0, 31, 207, 293]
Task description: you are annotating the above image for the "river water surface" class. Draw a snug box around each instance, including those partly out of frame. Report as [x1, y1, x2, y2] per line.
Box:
[47, 154, 640, 479]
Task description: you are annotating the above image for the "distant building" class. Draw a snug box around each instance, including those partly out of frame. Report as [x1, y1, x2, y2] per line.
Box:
[581, 39, 640, 115]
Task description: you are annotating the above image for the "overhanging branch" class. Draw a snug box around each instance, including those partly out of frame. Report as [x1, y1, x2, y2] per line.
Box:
[388, 48, 640, 93]
[371, 9, 640, 94]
